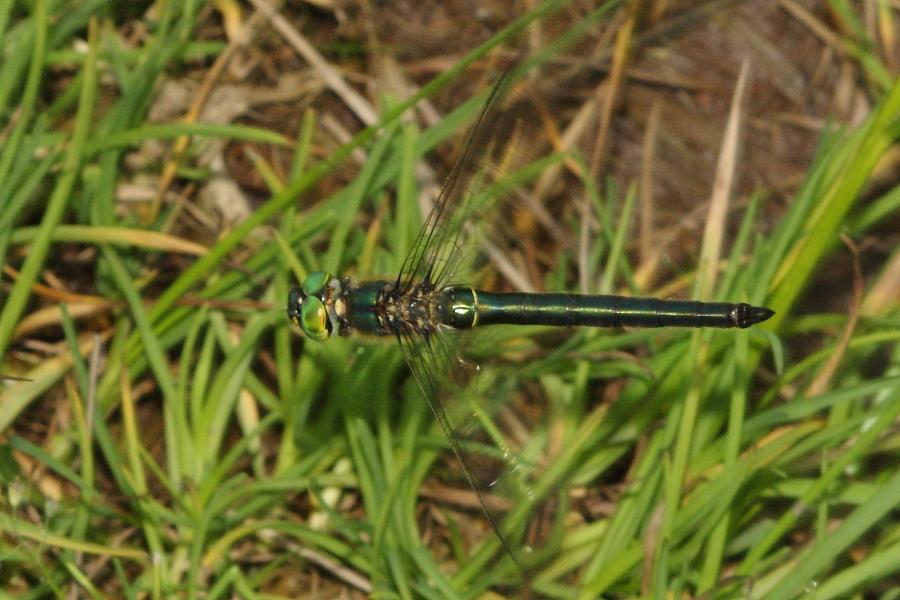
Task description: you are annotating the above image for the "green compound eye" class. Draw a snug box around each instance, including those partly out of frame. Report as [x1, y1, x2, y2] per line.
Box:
[302, 271, 332, 297]
[299, 295, 332, 341]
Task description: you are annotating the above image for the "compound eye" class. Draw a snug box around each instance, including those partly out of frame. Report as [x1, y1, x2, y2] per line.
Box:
[302, 271, 332, 297]
[299, 295, 332, 341]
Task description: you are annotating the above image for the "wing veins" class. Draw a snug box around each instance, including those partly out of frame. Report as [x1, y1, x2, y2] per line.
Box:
[397, 67, 517, 292]
[396, 326, 523, 572]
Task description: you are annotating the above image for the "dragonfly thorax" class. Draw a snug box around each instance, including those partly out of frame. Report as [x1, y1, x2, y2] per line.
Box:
[345, 280, 446, 338]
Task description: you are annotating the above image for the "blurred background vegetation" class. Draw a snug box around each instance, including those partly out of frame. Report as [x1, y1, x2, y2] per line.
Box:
[0, 0, 898, 598]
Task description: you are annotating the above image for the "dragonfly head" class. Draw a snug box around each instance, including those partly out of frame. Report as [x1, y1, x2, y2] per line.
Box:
[287, 271, 340, 341]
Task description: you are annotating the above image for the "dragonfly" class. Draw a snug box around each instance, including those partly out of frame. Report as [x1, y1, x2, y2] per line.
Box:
[287, 65, 773, 567]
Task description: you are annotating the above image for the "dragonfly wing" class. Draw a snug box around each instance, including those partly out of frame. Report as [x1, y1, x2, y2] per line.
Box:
[397, 66, 519, 292]
[395, 324, 523, 569]
[397, 64, 567, 295]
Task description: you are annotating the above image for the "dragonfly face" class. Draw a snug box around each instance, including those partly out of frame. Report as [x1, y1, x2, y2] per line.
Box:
[287, 271, 340, 341]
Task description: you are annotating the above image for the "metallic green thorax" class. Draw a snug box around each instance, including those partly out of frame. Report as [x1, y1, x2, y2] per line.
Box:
[345, 281, 392, 335]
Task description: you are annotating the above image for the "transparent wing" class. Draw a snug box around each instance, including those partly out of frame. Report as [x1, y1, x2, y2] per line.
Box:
[398, 66, 570, 296]
[391, 67, 571, 571]
[397, 66, 520, 292]
[395, 323, 525, 569]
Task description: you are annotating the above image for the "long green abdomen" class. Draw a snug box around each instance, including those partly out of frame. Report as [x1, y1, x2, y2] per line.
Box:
[441, 287, 771, 330]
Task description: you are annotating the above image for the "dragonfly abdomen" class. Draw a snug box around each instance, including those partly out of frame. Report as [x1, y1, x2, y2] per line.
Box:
[440, 287, 773, 330]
